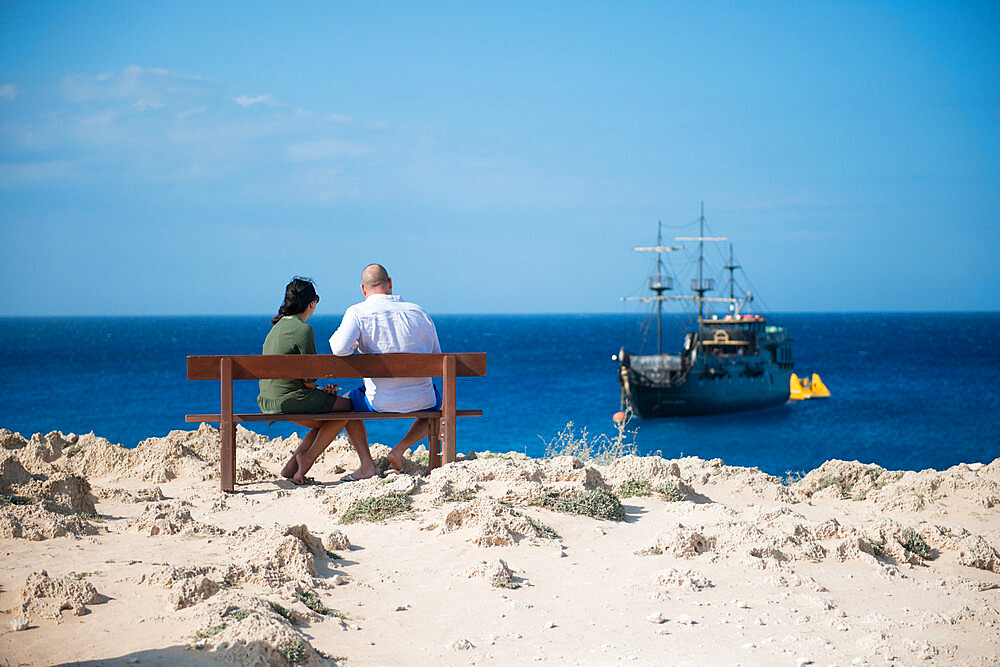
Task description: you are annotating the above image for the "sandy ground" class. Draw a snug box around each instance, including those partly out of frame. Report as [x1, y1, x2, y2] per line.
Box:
[1, 425, 999, 666]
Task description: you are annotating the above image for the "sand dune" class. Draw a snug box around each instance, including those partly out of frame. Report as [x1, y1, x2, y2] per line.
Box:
[1, 425, 998, 665]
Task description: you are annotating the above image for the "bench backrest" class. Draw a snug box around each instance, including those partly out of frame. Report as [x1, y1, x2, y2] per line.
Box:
[187, 353, 487, 380]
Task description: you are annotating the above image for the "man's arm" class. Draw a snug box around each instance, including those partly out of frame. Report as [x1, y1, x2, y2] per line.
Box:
[329, 309, 362, 356]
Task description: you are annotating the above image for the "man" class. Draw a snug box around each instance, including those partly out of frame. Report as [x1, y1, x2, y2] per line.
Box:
[329, 264, 442, 474]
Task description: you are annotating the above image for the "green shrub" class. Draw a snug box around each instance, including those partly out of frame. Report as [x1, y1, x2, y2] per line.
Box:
[522, 513, 560, 539]
[339, 493, 411, 524]
[294, 591, 333, 616]
[0, 493, 35, 506]
[868, 538, 887, 559]
[269, 601, 293, 621]
[531, 489, 626, 522]
[654, 482, 686, 502]
[278, 639, 307, 664]
[195, 623, 226, 639]
[902, 528, 932, 559]
[229, 609, 252, 621]
[617, 479, 652, 498]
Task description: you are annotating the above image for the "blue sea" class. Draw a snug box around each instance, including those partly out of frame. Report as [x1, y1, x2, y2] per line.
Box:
[1, 313, 998, 477]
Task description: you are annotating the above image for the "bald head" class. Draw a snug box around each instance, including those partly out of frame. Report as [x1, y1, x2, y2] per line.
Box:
[361, 264, 392, 296]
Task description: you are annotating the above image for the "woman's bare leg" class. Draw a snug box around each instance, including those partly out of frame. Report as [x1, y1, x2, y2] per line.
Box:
[293, 420, 345, 483]
[281, 420, 322, 479]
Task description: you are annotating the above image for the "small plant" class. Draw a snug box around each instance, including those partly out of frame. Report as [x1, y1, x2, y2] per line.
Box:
[491, 574, 521, 589]
[868, 538, 887, 559]
[901, 528, 932, 559]
[531, 489, 626, 522]
[444, 489, 477, 503]
[269, 600, 293, 621]
[418, 522, 438, 531]
[81, 512, 105, 522]
[617, 479, 653, 498]
[654, 482, 686, 502]
[222, 575, 240, 588]
[523, 514, 560, 539]
[295, 591, 333, 616]
[229, 609, 252, 621]
[329, 609, 350, 620]
[325, 550, 343, 560]
[63, 444, 82, 458]
[634, 546, 664, 556]
[543, 416, 638, 465]
[278, 639, 308, 663]
[195, 623, 227, 639]
[412, 451, 429, 466]
[782, 470, 805, 486]
[339, 493, 411, 524]
[1, 493, 35, 506]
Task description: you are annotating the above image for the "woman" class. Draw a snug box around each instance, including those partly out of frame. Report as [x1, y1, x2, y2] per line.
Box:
[259, 277, 374, 485]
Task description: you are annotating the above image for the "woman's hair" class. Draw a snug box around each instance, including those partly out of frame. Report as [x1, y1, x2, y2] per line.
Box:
[271, 277, 319, 325]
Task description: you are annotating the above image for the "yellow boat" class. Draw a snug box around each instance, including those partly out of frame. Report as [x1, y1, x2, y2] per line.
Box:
[789, 372, 830, 400]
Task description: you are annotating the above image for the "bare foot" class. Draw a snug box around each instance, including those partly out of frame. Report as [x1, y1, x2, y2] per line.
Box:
[291, 452, 312, 485]
[281, 453, 298, 479]
[387, 450, 404, 472]
[338, 465, 377, 483]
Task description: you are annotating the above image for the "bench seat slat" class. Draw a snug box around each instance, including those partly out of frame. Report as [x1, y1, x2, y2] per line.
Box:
[185, 409, 483, 423]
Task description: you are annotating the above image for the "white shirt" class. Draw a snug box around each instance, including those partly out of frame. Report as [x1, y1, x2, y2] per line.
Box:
[328, 294, 441, 412]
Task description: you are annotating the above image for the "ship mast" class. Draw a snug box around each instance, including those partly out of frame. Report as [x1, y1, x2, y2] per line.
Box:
[676, 202, 726, 321]
[626, 222, 681, 355]
[724, 243, 740, 315]
[654, 221, 665, 353]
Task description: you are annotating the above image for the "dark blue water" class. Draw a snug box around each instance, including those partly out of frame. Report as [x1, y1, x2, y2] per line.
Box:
[1, 313, 998, 476]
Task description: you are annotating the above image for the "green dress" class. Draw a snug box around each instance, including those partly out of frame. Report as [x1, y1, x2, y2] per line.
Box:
[257, 316, 336, 414]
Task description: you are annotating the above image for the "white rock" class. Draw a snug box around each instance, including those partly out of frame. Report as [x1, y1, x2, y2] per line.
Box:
[10, 618, 28, 631]
[448, 638, 474, 651]
[754, 617, 766, 626]
[323, 529, 351, 551]
[674, 614, 694, 625]
[194, 638, 208, 649]
[647, 612, 667, 624]
[331, 574, 349, 585]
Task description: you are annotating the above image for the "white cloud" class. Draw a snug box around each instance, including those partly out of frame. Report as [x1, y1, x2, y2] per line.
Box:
[286, 139, 372, 161]
[233, 94, 276, 108]
[132, 97, 165, 112]
[0, 84, 19, 101]
[328, 113, 352, 123]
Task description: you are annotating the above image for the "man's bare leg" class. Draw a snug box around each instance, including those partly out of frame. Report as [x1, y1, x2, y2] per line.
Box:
[339, 420, 376, 482]
[387, 418, 430, 472]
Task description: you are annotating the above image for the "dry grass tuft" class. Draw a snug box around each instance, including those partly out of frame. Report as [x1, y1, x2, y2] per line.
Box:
[543, 413, 638, 465]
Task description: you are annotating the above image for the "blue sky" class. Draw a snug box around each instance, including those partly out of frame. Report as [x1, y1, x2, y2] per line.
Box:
[1, 1, 998, 315]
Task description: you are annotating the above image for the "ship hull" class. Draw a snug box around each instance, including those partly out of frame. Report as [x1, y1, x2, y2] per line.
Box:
[621, 363, 792, 418]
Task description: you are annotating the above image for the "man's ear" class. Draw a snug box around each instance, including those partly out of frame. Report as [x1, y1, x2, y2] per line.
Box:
[388, 278, 393, 293]
[360, 283, 367, 297]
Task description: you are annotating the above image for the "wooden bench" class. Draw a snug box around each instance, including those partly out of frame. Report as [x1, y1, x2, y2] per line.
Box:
[186, 353, 486, 492]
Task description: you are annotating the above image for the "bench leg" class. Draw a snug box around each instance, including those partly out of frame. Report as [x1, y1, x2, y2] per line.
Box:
[428, 418, 441, 471]
[220, 357, 236, 493]
[442, 355, 457, 464]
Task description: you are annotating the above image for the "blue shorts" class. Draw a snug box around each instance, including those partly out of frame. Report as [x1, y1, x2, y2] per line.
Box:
[345, 385, 442, 413]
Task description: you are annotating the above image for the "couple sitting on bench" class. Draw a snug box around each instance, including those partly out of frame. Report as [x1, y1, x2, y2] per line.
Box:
[258, 264, 440, 485]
